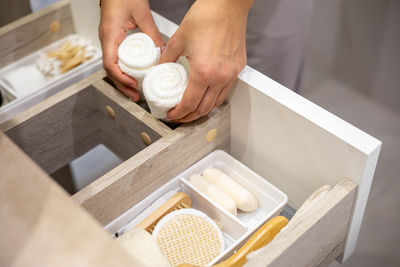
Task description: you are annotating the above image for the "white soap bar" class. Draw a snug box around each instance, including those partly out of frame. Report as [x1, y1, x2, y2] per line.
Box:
[143, 63, 188, 119]
[202, 168, 258, 212]
[118, 32, 160, 97]
[189, 174, 237, 216]
[117, 228, 170, 267]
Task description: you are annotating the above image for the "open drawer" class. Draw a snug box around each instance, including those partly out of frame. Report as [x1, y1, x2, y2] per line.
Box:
[0, 1, 381, 267]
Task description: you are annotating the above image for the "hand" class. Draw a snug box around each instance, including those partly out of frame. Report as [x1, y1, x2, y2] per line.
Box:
[160, 0, 253, 122]
[99, 0, 165, 101]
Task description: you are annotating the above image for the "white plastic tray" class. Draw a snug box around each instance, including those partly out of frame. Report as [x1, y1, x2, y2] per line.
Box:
[105, 150, 288, 265]
[0, 34, 102, 123]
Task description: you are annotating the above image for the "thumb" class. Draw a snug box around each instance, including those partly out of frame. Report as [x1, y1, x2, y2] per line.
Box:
[136, 14, 165, 48]
[160, 33, 184, 63]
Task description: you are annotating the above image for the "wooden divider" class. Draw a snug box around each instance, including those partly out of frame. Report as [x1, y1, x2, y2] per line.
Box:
[73, 78, 231, 225]
[0, 131, 141, 267]
[1, 69, 231, 226]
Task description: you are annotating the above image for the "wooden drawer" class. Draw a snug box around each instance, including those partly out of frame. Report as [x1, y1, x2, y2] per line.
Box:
[0, 1, 381, 267]
[0, 71, 358, 267]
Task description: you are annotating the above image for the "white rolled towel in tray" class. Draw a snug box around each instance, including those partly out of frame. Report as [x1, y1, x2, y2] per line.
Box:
[143, 63, 188, 119]
[2, 65, 46, 97]
[118, 33, 160, 97]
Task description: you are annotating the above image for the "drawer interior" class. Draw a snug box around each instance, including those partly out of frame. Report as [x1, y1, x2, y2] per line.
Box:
[0, 1, 381, 266]
[0, 70, 231, 225]
[0, 66, 358, 266]
[2, 80, 161, 180]
[105, 149, 288, 265]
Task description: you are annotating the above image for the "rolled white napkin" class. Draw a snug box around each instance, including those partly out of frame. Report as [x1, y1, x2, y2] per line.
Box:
[2, 65, 46, 97]
[118, 33, 160, 97]
[117, 228, 170, 267]
[143, 63, 188, 119]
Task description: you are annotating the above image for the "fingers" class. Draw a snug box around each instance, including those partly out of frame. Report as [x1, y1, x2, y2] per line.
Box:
[108, 73, 140, 102]
[166, 58, 236, 122]
[100, 27, 138, 90]
[136, 12, 166, 48]
[176, 86, 221, 123]
[160, 33, 185, 63]
[176, 78, 235, 123]
[107, 62, 138, 89]
[98, 1, 162, 103]
[166, 73, 207, 121]
[215, 79, 235, 107]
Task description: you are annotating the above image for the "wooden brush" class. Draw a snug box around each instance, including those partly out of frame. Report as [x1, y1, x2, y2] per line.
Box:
[135, 192, 192, 234]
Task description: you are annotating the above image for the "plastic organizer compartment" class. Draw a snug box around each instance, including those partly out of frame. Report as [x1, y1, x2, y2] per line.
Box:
[105, 150, 288, 265]
[0, 34, 102, 123]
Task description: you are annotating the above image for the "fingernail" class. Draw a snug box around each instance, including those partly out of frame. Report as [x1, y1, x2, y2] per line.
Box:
[161, 45, 166, 53]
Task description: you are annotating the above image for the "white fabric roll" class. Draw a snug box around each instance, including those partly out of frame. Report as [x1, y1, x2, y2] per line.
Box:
[117, 33, 160, 96]
[143, 63, 188, 119]
[2, 65, 46, 97]
[117, 228, 170, 267]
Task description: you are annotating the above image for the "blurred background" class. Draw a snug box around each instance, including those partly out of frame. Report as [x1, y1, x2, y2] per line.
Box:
[1, 0, 399, 266]
[301, 2, 400, 266]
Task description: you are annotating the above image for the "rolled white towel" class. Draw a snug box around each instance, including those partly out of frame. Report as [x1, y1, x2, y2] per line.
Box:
[2, 65, 46, 97]
[143, 63, 188, 119]
[117, 33, 160, 97]
[117, 228, 170, 267]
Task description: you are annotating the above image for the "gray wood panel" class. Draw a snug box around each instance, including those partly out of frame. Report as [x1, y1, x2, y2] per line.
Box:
[0, 0, 31, 27]
[93, 81, 162, 161]
[3, 86, 99, 174]
[0, 0, 74, 68]
[73, 103, 231, 225]
[0, 131, 137, 267]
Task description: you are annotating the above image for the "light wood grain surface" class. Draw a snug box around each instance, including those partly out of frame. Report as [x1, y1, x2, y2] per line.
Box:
[0, 0, 75, 69]
[0, 70, 165, 174]
[94, 82, 162, 160]
[0, 70, 106, 132]
[93, 79, 174, 137]
[1, 67, 230, 226]
[0, 131, 139, 267]
[73, 103, 231, 225]
[0, 71, 105, 174]
[3, 85, 98, 174]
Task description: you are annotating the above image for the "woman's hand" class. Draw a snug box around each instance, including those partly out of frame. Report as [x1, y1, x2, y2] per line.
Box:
[99, 0, 165, 101]
[160, 0, 253, 122]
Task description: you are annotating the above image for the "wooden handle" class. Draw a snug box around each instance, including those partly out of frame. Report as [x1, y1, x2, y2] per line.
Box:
[217, 216, 288, 267]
